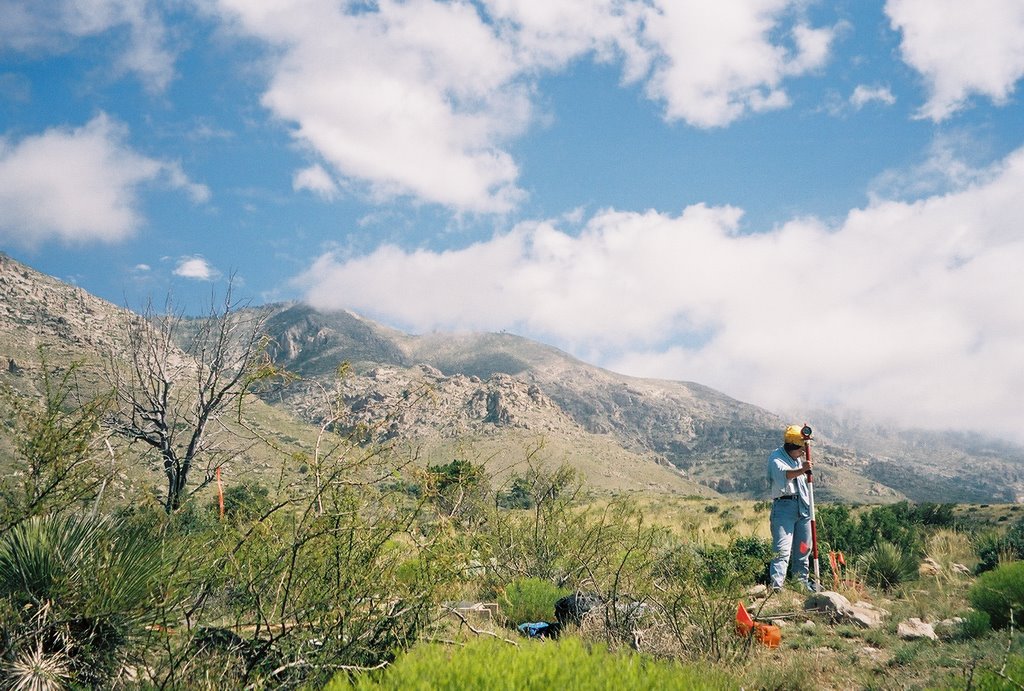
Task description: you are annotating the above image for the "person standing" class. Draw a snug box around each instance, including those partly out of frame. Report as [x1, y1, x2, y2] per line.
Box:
[767, 425, 814, 592]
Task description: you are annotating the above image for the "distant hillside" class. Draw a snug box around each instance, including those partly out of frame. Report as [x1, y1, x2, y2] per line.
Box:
[2, 253, 1021, 503]
[255, 302, 1023, 503]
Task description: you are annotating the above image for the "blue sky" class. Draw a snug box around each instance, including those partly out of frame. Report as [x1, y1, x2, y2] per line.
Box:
[2, 0, 1024, 443]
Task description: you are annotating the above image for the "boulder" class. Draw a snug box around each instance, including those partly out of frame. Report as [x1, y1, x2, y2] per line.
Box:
[806, 590, 851, 613]
[848, 600, 889, 629]
[919, 557, 943, 576]
[898, 617, 938, 641]
[805, 591, 888, 629]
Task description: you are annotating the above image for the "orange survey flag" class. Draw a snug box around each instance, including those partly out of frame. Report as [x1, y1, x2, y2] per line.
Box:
[735, 601, 754, 636]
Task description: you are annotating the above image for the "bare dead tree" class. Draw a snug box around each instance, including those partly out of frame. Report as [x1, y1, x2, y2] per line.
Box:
[106, 281, 271, 513]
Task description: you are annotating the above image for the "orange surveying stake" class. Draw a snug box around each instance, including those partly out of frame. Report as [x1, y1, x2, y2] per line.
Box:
[801, 424, 820, 591]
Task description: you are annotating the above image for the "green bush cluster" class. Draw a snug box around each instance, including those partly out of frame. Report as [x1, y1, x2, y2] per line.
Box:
[974, 518, 1024, 574]
[957, 610, 992, 640]
[496, 476, 535, 510]
[327, 636, 736, 690]
[498, 577, 570, 625]
[658, 536, 772, 590]
[968, 561, 1024, 630]
[217, 481, 272, 520]
[816, 501, 954, 558]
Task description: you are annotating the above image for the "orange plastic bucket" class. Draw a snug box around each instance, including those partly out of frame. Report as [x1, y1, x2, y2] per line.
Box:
[754, 622, 781, 648]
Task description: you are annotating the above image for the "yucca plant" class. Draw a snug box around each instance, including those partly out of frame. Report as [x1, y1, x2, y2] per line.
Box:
[858, 540, 919, 592]
[0, 513, 171, 687]
[3, 641, 72, 691]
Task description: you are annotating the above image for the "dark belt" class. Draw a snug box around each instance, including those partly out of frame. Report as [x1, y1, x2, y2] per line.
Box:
[774, 495, 797, 501]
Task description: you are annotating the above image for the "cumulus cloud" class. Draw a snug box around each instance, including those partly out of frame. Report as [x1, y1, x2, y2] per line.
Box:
[0, 114, 207, 247]
[850, 84, 896, 109]
[886, 0, 1024, 120]
[0, 115, 160, 246]
[481, 0, 650, 75]
[210, 0, 836, 211]
[639, 1, 834, 127]
[0, 0, 176, 91]
[295, 145, 1024, 443]
[173, 256, 219, 281]
[212, 0, 530, 213]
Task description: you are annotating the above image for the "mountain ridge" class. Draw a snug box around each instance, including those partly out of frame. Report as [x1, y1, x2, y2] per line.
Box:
[2, 253, 1021, 503]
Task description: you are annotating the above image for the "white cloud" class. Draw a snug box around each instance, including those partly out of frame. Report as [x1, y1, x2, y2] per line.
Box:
[0, 114, 160, 246]
[209, 0, 836, 212]
[295, 145, 1024, 444]
[0, 0, 176, 91]
[293, 164, 339, 201]
[213, 0, 530, 213]
[173, 256, 219, 281]
[886, 0, 1024, 120]
[0, 114, 208, 247]
[850, 84, 896, 109]
[640, 1, 834, 127]
[481, 0, 650, 75]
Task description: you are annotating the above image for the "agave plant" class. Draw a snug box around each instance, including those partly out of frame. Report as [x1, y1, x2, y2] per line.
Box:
[0, 513, 171, 687]
[857, 540, 919, 592]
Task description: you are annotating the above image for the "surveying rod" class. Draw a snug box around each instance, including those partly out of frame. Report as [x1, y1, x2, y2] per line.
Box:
[802, 424, 820, 591]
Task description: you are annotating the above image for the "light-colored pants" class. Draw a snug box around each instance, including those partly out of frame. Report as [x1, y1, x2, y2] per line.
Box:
[769, 498, 812, 589]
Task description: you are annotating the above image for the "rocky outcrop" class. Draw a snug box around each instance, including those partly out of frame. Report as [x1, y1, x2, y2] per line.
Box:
[0, 253, 144, 369]
[271, 364, 582, 442]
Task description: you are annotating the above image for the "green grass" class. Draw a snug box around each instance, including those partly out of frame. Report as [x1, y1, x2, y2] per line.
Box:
[327, 636, 737, 690]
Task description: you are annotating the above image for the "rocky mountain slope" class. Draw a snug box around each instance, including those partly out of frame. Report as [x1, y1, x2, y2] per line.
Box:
[2, 254, 1021, 503]
[256, 303, 1024, 503]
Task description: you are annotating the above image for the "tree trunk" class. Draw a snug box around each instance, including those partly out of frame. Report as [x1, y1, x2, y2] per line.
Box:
[166, 465, 187, 513]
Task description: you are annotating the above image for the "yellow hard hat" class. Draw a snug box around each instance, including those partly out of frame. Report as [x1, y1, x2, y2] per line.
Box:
[784, 425, 809, 446]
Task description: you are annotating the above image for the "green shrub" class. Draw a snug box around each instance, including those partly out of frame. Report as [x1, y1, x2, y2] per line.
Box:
[858, 540, 918, 591]
[817, 503, 859, 555]
[912, 502, 956, 527]
[819, 502, 932, 558]
[496, 476, 534, 510]
[426, 458, 489, 520]
[968, 561, 1024, 629]
[218, 481, 273, 519]
[725, 536, 773, 585]
[327, 637, 736, 690]
[971, 654, 1024, 690]
[498, 577, 569, 625]
[957, 610, 992, 639]
[681, 537, 773, 590]
[975, 519, 1024, 574]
